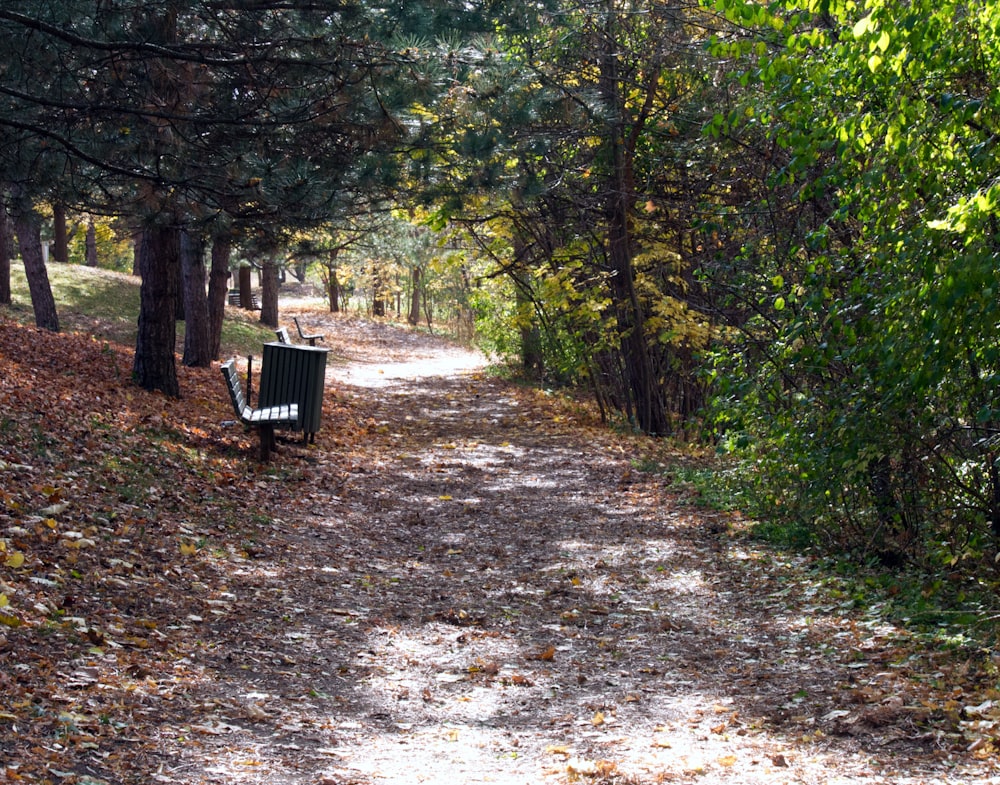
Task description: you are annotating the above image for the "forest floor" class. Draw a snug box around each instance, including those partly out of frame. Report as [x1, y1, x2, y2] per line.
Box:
[1, 301, 1000, 784]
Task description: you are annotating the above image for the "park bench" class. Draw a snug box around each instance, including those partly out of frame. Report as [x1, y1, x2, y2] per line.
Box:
[228, 289, 261, 309]
[220, 358, 299, 462]
[293, 316, 324, 346]
[275, 327, 291, 344]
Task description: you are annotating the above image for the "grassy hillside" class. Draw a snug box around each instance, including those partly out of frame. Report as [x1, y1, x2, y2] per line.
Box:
[3, 262, 277, 358]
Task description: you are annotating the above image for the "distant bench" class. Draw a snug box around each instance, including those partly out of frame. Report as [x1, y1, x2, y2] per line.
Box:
[228, 290, 260, 309]
[293, 316, 324, 346]
[220, 359, 298, 461]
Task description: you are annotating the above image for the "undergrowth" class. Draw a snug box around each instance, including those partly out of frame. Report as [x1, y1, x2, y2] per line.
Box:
[636, 453, 1000, 652]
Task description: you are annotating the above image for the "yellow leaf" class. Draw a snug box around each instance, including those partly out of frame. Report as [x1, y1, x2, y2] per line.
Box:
[719, 755, 738, 767]
[438, 495, 453, 501]
[179, 542, 197, 556]
[591, 711, 606, 726]
[45, 518, 58, 529]
[0, 610, 22, 627]
[4, 552, 24, 569]
[0, 593, 7, 607]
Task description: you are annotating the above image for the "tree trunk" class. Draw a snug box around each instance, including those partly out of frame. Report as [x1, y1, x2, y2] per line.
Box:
[133, 226, 180, 396]
[238, 265, 253, 310]
[599, 13, 669, 436]
[327, 248, 340, 312]
[52, 203, 68, 264]
[12, 207, 59, 331]
[85, 221, 99, 267]
[408, 266, 422, 326]
[371, 264, 385, 317]
[516, 284, 543, 378]
[259, 253, 279, 328]
[0, 200, 12, 305]
[181, 229, 212, 367]
[208, 235, 231, 360]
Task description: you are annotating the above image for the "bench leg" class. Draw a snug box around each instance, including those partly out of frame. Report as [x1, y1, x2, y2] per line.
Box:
[259, 424, 274, 462]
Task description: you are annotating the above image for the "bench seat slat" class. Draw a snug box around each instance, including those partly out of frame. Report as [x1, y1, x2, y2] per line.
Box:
[246, 404, 298, 425]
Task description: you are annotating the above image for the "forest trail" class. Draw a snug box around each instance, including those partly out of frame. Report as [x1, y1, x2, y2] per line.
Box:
[1, 312, 995, 785]
[154, 314, 993, 784]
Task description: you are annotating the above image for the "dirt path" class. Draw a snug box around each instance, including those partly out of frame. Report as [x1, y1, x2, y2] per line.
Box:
[151, 315, 993, 784]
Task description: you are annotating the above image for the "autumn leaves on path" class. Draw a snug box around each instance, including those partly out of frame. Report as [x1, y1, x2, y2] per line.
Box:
[1, 317, 993, 785]
[152, 324, 986, 784]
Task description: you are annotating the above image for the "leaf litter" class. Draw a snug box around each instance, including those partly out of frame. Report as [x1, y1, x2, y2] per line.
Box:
[0, 313, 998, 784]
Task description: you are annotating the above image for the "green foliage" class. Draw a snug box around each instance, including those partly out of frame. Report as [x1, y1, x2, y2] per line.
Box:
[418, 2, 726, 426]
[704, 0, 1000, 572]
[67, 219, 134, 272]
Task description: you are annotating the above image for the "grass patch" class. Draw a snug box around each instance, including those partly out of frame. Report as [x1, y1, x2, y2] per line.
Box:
[4, 262, 278, 358]
[634, 452, 745, 512]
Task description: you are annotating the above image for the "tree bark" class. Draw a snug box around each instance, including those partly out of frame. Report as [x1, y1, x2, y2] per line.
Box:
[52, 203, 68, 264]
[208, 235, 231, 360]
[599, 11, 669, 436]
[259, 253, 279, 328]
[371, 263, 385, 317]
[181, 229, 212, 367]
[133, 226, 180, 396]
[0, 199, 12, 305]
[408, 266, 421, 325]
[516, 285, 543, 379]
[12, 206, 59, 331]
[238, 265, 253, 310]
[327, 248, 340, 313]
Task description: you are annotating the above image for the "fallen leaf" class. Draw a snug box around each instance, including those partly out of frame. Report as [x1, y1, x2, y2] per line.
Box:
[0, 610, 22, 628]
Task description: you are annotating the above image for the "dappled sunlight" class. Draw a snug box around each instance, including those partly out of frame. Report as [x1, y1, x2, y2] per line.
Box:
[4, 315, 992, 785]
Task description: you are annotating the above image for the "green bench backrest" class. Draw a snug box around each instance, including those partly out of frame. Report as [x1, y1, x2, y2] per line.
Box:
[220, 360, 248, 417]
